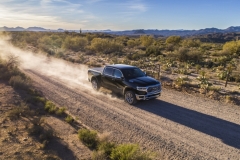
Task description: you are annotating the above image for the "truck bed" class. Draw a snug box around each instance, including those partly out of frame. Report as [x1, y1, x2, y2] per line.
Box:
[88, 67, 104, 74]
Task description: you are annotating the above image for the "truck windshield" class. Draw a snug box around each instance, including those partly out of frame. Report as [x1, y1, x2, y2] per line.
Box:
[122, 68, 146, 79]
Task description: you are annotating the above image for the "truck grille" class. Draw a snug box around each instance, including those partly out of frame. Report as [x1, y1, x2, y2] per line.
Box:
[147, 85, 161, 93]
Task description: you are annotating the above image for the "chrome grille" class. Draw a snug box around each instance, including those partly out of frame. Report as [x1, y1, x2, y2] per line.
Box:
[147, 85, 160, 93]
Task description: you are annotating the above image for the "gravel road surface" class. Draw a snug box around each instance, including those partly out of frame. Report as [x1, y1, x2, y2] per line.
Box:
[25, 69, 240, 160]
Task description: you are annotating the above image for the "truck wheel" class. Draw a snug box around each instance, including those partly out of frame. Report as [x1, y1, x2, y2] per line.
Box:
[124, 91, 137, 105]
[91, 79, 99, 91]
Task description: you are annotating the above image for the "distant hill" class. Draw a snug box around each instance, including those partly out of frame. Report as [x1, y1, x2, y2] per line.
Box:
[26, 27, 47, 31]
[1, 26, 240, 37]
[112, 26, 240, 37]
[0, 26, 48, 32]
[191, 32, 240, 43]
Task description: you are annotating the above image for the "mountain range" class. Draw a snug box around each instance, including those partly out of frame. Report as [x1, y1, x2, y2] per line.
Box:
[1, 26, 240, 37]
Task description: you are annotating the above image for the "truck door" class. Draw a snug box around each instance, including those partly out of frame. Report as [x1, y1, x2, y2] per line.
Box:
[112, 69, 125, 94]
[102, 67, 115, 89]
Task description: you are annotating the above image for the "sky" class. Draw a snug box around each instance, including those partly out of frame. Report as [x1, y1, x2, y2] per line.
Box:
[0, 0, 240, 30]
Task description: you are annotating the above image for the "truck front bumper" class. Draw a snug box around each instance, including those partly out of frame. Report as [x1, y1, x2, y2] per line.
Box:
[135, 92, 161, 100]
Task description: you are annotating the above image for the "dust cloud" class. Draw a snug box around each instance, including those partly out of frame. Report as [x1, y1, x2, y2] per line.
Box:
[0, 36, 91, 90]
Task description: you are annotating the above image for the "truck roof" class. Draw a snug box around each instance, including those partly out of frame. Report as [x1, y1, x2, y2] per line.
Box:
[106, 64, 137, 69]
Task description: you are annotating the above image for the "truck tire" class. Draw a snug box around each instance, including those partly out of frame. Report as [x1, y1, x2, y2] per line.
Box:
[91, 79, 100, 91]
[124, 90, 137, 105]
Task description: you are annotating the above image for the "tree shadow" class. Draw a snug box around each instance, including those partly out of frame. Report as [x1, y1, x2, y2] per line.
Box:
[134, 99, 240, 149]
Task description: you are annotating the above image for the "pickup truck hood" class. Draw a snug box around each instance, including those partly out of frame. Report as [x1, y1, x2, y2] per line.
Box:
[128, 76, 159, 86]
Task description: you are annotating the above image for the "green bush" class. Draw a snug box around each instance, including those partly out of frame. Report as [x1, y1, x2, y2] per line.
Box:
[182, 39, 200, 48]
[166, 36, 181, 45]
[140, 35, 154, 47]
[62, 36, 88, 51]
[110, 144, 154, 160]
[44, 101, 56, 113]
[78, 129, 98, 149]
[90, 38, 123, 54]
[98, 141, 116, 158]
[56, 107, 66, 115]
[175, 48, 203, 63]
[27, 96, 46, 105]
[127, 39, 141, 48]
[65, 115, 74, 123]
[146, 45, 162, 56]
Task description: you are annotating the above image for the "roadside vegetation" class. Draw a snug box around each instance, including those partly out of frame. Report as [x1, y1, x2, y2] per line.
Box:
[77, 128, 155, 160]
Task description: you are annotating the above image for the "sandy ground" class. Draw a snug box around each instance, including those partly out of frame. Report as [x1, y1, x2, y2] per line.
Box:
[24, 69, 240, 160]
[0, 82, 92, 160]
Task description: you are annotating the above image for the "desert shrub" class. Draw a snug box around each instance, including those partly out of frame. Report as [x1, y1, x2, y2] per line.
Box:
[90, 38, 123, 54]
[54, 49, 65, 58]
[115, 36, 129, 46]
[217, 70, 227, 80]
[86, 33, 97, 41]
[208, 86, 221, 92]
[195, 64, 201, 73]
[44, 101, 56, 113]
[98, 141, 116, 158]
[166, 36, 181, 45]
[140, 35, 154, 47]
[65, 115, 74, 123]
[33, 96, 46, 104]
[127, 39, 141, 48]
[56, 107, 66, 115]
[0, 55, 25, 81]
[92, 150, 107, 160]
[182, 39, 200, 48]
[146, 45, 162, 56]
[175, 48, 203, 63]
[78, 129, 99, 149]
[38, 35, 63, 55]
[62, 36, 88, 51]
[174, 77, 185, 87]
[110, 144, 154, 160]
[7, 105, 32, 120]
[176, 47, 189, 62]
[187, 50, 203, 63]
[223, 40, 240, 55]
[126, 52, 144, 61]
[9, 75, 31, 90]
[197, 70, 212, 89]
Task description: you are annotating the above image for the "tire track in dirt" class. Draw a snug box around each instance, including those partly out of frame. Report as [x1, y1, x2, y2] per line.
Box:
[25, 69, 240, 160]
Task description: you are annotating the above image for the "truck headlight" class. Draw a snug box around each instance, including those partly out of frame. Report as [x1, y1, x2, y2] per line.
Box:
[137, 87, 148, 92]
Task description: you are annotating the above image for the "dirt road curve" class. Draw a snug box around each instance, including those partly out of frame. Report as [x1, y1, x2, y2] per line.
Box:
[25, 69, 240, 160]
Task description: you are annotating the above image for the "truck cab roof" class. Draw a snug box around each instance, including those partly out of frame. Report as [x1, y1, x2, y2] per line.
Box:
[106, 64, 137, 70]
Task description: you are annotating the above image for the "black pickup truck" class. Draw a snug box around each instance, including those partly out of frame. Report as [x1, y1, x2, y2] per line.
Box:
[88, 64, 161, 105]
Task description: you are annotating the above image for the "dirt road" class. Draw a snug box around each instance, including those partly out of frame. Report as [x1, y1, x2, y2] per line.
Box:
[23, 69, 240, 160]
